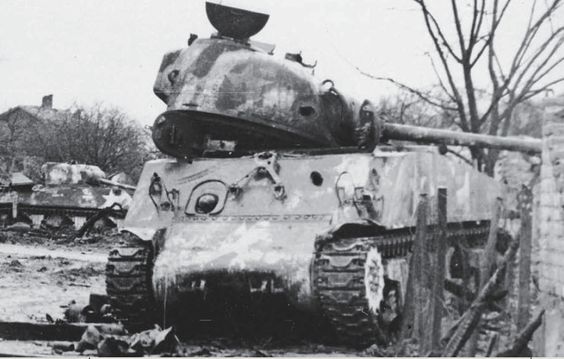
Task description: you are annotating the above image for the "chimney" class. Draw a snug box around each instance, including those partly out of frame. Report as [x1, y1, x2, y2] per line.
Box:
[41, 94, 53, 109]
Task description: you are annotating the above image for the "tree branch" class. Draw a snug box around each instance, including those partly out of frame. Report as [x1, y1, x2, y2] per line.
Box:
[507, 0, 561, 79]
[415, 0, 462, 63]
[415, 0, 470, 131]
[426, 52, 457, 103]
[469, 0, 487, 50]
[450, 0, 468, 56]
[356, 68, 458, 111]
[522, 76, 564, 101]
[470, 0, 512, 68]
[511, 27, 564, 92]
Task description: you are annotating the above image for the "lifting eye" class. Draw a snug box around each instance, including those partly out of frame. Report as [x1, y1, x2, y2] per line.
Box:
[195, 193, 219, 214]
[155, 115, 166, 126]
[299, 106, 316, 117]
[168, 69, 179, 84]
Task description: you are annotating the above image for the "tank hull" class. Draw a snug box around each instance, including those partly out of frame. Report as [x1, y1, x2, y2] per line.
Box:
[118, 148, 501, 319]
[0, 163, 132, 233]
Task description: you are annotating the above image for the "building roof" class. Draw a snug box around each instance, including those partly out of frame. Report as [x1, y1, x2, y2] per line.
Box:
[0, 105, 70, 123]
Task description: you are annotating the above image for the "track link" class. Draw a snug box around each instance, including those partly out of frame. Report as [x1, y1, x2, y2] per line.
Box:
[105, 232, 155, 331]
[313, 223, 490, 347]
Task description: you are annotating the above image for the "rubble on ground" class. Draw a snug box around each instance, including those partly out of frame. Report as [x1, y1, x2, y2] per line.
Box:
[71, 324, 178, 356]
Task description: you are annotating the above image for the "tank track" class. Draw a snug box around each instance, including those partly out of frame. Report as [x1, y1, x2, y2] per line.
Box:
[1, 204, 123, 237]
[0, 204, 102, 222]
[313, 223, 490, 347]
[105, 232, 156, 331]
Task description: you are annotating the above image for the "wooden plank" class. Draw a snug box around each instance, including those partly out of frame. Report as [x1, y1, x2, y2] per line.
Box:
[399, 193, 428, 348]
[467, 197, 503, 355]
[416, 194, 432, 354]
[442, 240, 519, 357]
[431, 187, 447, 352]
[419, 188, 448, 355]
[0, 321, 123, 341]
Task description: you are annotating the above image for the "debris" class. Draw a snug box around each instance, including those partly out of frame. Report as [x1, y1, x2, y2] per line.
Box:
[87, 294, 109, 319]
[72, 324, 178, 356]
[9, 259, 22, 267]
[6, 222, 31, 232]
[360, 344, 385, 357]
[0, 321, 123, 341]
[486, 333, 499, 356]
[58, 258, 70, 265]
[60, 295, 113, 324]
[7, 259, 23, 272]
[68, 282, 90, 287]
[63, 300, 86, 323]
[45, 314, 54, 323]
[73, 203, 126, 240]
[129, 325, 179, 355]
[100, 304, 112, 317]
[253, 349, 271, 357]
[97, 336, 132, 356]
[442, 239, 519, 357]
[75, 325, 103, 353]
[495, 309, 545, 357]
[186, 347, 212, 356]
[51, 342, 75, 353]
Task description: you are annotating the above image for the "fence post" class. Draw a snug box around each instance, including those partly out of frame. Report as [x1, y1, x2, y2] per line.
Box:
[432, 187, 447, 352]
[421, 188, 448, 354]
[399, 193, 428, 348]
[517, 185, 533, 331]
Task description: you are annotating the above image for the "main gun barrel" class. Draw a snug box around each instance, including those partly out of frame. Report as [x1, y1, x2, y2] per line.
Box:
[97, 178, 137, 191]
[382, 123, 542, 154]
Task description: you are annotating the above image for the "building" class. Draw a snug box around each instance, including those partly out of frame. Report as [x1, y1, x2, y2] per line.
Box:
[534, 94, 564, 355]
[0, 95, 69, 157]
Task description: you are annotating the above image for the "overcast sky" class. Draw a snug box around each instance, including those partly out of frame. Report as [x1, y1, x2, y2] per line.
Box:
[1, 0, 563, 126]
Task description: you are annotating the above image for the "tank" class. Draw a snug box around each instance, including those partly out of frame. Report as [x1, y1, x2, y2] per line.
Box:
[0, 162, 134, 237]
[105, 2, 542, 347]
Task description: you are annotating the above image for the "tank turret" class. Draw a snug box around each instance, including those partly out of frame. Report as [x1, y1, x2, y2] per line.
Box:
[151, 2, 541, 158]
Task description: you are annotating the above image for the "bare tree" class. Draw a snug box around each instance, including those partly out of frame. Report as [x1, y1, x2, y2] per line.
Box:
[26, 104, 155, 181]
[376, 92, 455, 128]
[363, 0, 564, 175]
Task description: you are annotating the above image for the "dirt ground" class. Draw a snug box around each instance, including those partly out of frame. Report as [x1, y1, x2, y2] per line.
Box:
[0, 233, 106, 355]
[0, 233, 362, 356]
[0, 231, 516, 356]
[0, 243, 106, 323]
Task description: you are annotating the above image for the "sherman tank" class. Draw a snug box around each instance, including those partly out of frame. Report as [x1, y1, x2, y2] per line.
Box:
[0, 162, 134, 237]
[105, 2, 542, 347]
